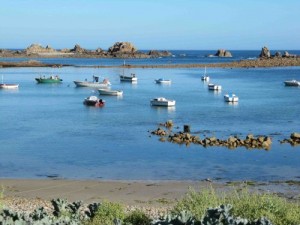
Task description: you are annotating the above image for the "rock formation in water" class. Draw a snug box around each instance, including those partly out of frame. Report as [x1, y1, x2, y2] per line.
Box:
[148, 50, 172, 57]
[25, 44, 57, 54]
[215, 49, 232, 57]
[259, 46, 271, 58]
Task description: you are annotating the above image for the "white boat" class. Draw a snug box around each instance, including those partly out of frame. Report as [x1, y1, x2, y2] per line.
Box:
[98, 89, 123, 96]
[83, 96, 105, 107]
[120, 73, 137, 82]
[208, 83, 222, 90]
[155, 78, 171, 84]
[284, 80, 300, 86]
[224, 94, 239, 102]
[0, 76, 19, 89]
[74, 76, 111, 88]
[150, 97, 176, 107]
[201, 67, 210, 81]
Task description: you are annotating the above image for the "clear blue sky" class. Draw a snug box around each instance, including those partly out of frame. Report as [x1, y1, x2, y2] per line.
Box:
[0, 0, 299, 50]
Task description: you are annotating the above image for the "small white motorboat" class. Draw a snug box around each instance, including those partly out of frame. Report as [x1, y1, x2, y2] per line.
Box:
[284, 80, 300, 86]
[83, 96, 105, 107]
[0, 76, 19, 89]
[120, 73, 137, 82]
[74, 76, 111, 88]
[224, 94, 239, 102]
[98, 89, 123, 96]
[208, 83, 222, 90]
[155, 78, 171, 84]
[201, 67, 210, 81]
[150, 97, 176, 107]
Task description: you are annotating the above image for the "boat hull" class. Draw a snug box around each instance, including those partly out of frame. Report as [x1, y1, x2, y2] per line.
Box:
[155, 79, 171, 84]
[74, 81, 110, 88]
[284, 80, 300, 86]
[98, 89, 123, 96]
[208, 84, 222, 90]
[35, 77, 62, 83]
[0, 84, 19, 89]
[150, 98, 176, 107]
[120, 75, 137, 82]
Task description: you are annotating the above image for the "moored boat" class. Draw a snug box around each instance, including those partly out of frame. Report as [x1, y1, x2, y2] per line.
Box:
[155, 78, 171, 84]
[284, 80, 300, 86]
[74, 76, 111, 88]
[120, 73, 137, 82]
[83, 96, 105, 107]
[98, 89, 123, 96]
[201, 67, 210, 81]
[150, 97, 176, 107]
[224, 94, 239, 102]
[35, 75, 62, 83]
[208, 83, 222, 90]
[0, 75, 19, 89]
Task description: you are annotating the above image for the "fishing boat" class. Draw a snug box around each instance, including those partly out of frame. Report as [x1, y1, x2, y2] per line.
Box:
[120, 73, 137, 82]
[83, 96, 105, 107]
[150, 97, 176, 107]
[201, 67, 210, 81]
[0, 76, 19, 89]
[224, 94, 239, 102]
[208, 83, 222, 90]
[98, 89, 123, 96]
[35, 75, 62, 83]
[284, 80, 300, 86]
[74, 76, 111, 88]
[155, 78, 171, 84]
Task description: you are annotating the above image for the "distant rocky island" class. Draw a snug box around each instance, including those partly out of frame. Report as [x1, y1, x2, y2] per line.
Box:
[0, 44, 299, 68]
[0, 42, 172, 59]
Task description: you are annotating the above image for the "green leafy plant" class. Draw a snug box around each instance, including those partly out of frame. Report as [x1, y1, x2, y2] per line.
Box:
[88, 200, 125, 225]
[124, 209, 152, 225]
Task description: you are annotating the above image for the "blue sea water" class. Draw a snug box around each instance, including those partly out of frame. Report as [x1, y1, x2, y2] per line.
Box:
[0, 52, 300, 181]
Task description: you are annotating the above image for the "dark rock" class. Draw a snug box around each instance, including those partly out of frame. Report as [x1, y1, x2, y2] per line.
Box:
[274, 51, 282, 57]
[148, 50, 172, 57]
[215, 49, 232, 57]
[259, 46, 271, 58]
[108, 42, 137, 54]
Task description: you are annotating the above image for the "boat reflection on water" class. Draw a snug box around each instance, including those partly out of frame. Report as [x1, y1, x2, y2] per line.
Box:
[226, 101, 239, 106]
[151, 105, 176, 114]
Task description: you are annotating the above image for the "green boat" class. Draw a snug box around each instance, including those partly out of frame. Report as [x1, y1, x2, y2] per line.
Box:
[35, 75, 63, 83]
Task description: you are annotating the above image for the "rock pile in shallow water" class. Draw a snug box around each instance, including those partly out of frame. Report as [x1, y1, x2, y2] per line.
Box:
[150, 122, 272, 150]
[280, 133, 300, 146]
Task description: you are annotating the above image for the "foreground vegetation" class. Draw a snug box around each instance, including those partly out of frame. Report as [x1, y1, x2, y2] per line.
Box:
[1, 187, 300, 225]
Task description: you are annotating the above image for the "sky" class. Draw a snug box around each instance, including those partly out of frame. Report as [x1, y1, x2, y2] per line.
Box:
[0, 0, 299, 50]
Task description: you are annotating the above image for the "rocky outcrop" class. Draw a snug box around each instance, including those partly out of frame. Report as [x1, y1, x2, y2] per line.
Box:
[70, 44, 86, 53]
[150, 122, 272, 150]
[215, 49, 232, 57]
[148, 50, 172, 57]
[274, 51, 282, 57]
[25, 44, 56, 54]
[259, 46, 271, 58]
[108, 42, 137, 54]
[280, 133, 300, 146]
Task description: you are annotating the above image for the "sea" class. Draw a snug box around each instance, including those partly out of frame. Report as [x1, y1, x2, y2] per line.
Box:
[1, 50, 300, 181]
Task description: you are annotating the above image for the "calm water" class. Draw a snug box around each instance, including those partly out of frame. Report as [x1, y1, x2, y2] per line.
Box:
[1, 60, 300, 181]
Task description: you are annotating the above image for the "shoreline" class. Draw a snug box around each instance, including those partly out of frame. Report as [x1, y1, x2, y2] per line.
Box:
[1, 57, 300, 69]
[1, 178, 300, 207]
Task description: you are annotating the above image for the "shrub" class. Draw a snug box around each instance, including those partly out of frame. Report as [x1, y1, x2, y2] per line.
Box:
[173, 186, 300, 225]
[124, 209, 152, 225]
[88, 200, 125, 225]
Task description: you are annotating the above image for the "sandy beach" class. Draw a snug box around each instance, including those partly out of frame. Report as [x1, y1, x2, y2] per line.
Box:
[1, 179, 300, 216]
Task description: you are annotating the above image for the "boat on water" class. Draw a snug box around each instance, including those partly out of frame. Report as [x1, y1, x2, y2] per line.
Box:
[155, 78, 171, 84]
[150, 97, 176, 107]
[208, 83, 222, 90]
[98, 89, 123, 96]
[284, 80, 300, 86]
[35, 75, 62, 83]
[74, 76, 111, 88]
[83, 96, 105, 107]
[201, 67, 210, 81]
[224, 94, 239, 102]
[0, 75, 19, 89]
[120, 73, 137, 82]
